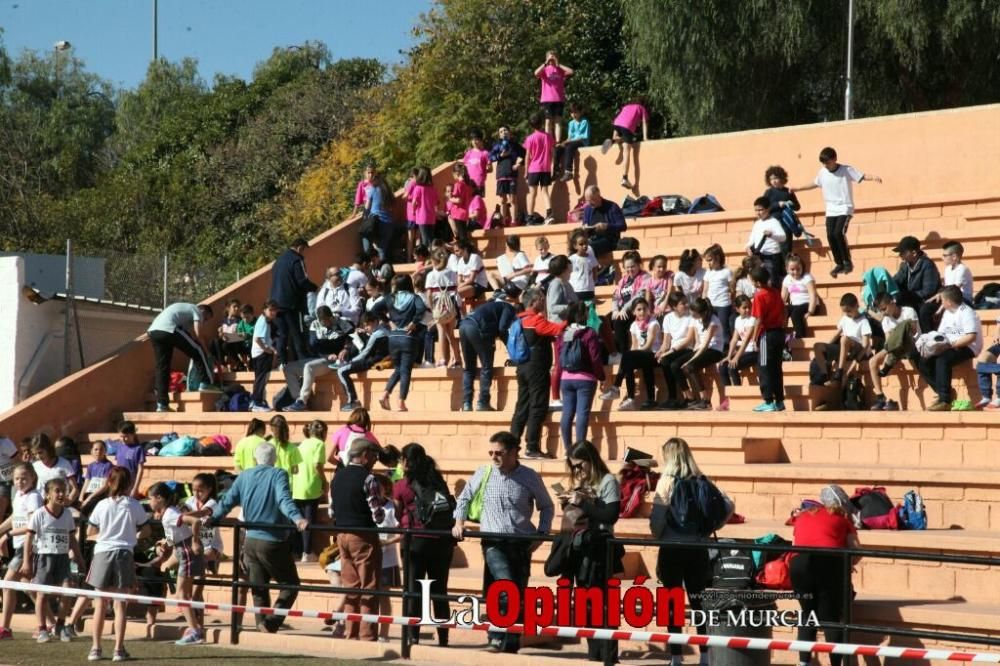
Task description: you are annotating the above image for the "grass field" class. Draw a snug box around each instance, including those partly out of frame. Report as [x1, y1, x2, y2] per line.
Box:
[0, 636, 380, 665]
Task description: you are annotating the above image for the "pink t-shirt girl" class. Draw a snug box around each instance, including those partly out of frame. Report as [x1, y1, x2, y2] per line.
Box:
[353, 178, 372, 208]
[410, 183, 439, 226]
[332, 424, 380, 453]
[469, 195, 487, 228]
[523, 130, 555, 175]
[463, 148, 491, 189]
[449, 180, 472, 221]
[403, 178, 416, 222]
[537, 64, 566, 103]
[613, 103, 649, 133]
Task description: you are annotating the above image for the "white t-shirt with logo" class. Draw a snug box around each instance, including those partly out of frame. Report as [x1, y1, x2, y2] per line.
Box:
[938, 304, 983, 356]
[630, 318, 663, 351]
[89, 496, 149, 554]
[815, 164, 864, 216]
[838, 315, 872, 344]
[782, 274, 815, 307]
[664, 312, 693, 351]
[162, 505, 194, 546]
[456, 254, 489, 288]
[694, 315, 725, 353]
[945, 264, 974, 303]
[734, 315, 758, 353]
[674, 269, 705, 303]
[425, 268, 457, 291]
[533, 253, 553, 283]
[569, 249, 599, 294]
[881, 306, 920, 337]
[11, 489, 43, 550]
[28, 505, 75, 555]
[703, 268, 733, 307]
[32, 458, 75, 490]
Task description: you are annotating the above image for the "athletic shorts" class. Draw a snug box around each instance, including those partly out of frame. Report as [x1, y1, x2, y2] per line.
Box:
[542, 102, 565, 119]
[496, 179, 517, 196]
[86, 549, 136, 589]
[613, 125, 638, 144]
[527, 172, 552, 187]
[33, 553, 71, 586]
[173, 537, 206, 578]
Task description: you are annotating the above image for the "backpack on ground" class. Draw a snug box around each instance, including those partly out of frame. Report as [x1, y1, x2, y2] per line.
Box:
[755, 552, 794, 590]
[898, 490, 927, 530]
[974, 282, 1000, 309]
[621, 195, 650, 217]
[159, 435, 199, 457]
[667, 475, 731, 537]
[505, 318, 530, 365]
[688, 194, 724, 214]
[659, 194, 692, 215]
[842, 374, 864, 410]
[525, 212, 545, 226]
[410, 479, 457, 530]
[851, 486, 895, 521]
[639, 197, 665, 217]
[559, 326, 587, 372]
[710, 540, 757, 589]
[616, 237, 640, 251]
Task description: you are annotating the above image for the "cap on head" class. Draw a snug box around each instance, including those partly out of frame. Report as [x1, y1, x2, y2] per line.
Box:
[892, 236, 920, 254]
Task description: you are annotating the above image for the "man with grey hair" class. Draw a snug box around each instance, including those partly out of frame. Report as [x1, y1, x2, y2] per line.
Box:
[209, 443, 307, 633]
[581, 185, 626, 257]
[510, 287, 566, 458]
[329, 437, 384, 641]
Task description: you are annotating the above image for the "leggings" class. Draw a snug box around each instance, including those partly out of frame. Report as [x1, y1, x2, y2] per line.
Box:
[612, 315, 634, 354]
[721, 352, 759, 386]
[787, 303, 810, 339]
[657, 546, 710, 657]
[293, 499, 318, 555]
[682, 348, 725, 393]
[790, 553, 851, 666]
[614, 350, 656, 401]
[657, 348, 695, 400]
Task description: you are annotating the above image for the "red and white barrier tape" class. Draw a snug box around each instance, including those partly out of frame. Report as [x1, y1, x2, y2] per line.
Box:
[3, 580, 998, 662]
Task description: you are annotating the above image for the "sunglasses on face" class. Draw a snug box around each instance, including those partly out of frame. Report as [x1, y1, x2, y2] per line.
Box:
[570, 461, 585, 473]
[487, 450, 506, 458]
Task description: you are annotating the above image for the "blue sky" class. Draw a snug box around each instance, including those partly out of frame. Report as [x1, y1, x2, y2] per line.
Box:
[0, 0, 432, 89]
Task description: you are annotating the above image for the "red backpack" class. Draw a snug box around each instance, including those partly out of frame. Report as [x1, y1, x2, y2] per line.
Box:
[619, 463, 660, 518]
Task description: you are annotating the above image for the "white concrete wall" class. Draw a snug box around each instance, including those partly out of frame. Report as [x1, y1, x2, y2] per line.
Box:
[0, 256, 152, 414]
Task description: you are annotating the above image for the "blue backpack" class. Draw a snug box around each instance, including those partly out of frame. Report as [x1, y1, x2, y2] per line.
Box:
[899, 490, 927, 530]
[781, 207, 805, 238]
[506, 318, 530, 365]
[227, 391, 252, 412]
[688, 194, 724, 214]
[668, 475, 731, 537]
[559, 327, 586, 372]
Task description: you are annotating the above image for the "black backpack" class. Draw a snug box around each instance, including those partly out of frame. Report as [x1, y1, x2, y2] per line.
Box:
[974, 282, 1000, 309]
[842, 374, 864, 410]
[410, 479, 456, 530]
[667, 475, 730, 538]
[559, 327, 587, 372]
[711, 540, 756, 589]
[525, 212, 545, 226]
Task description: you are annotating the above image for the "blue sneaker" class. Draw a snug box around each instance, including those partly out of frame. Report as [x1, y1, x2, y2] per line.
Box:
[752, 401, 777, 413]
[175, 629, 204, 646]
[284, 399, 307, 412]
[774, 402, 787, 412]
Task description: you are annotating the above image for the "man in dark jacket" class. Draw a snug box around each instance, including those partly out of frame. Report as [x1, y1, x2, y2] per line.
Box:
[459, 287, 519, 411]
[581, 185, 626, 256]
[892, 236, 941, 333]
[510, 287, 566, 459]
[270, 238, 318, 365]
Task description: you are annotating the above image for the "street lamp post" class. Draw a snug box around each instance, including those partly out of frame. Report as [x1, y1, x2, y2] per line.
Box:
[53, 40, 71, 97]
[152, 0, 159, 61]
[844, 0, 855, 120]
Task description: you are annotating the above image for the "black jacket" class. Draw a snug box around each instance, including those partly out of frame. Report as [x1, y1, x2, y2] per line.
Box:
[467, 300, 518, 342]
[893, 253, 940, 300]
[270, 248, 318, 312]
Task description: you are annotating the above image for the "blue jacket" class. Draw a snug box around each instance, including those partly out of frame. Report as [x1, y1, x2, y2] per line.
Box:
[212, 465, 304, 542]
[466, 300, 518, 342]
[582, 200, 627, 239]
[270, 248, 318, 312]
[860, 266, 900, 311]
[388, 291, 427, 335]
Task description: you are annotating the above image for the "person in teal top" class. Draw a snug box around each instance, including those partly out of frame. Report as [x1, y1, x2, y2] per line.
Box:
[292, 420, 328, 562]
[556, 103, 591, 182]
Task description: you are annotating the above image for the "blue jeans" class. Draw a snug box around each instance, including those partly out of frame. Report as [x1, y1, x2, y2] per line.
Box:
[385, 334, 418, 400]
[460, 320, 495, 406]
[976, 362, 1000, 400]
[560, 378, 596, 453]
[483, 541, 531, 653]
[361, 222, 396, 261]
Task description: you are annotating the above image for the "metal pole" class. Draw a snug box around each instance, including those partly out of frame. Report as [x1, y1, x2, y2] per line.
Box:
[844, 0, 855, 120]
[162, 253, 168, 309]
[152, 0, 158, 62]
[63, 240, 72, 377]
[230, 523, 241, 644]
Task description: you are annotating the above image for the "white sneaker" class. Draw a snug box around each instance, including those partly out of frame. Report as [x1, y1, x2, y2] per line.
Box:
[600, 386, 621, 401]
[420, 361, 435, 369]
[548, 400, 563, 411]
[619, 398, 638, 411]
[608, 353, 622, 365]
[974, 397, 991, 409]
[250, 402, 272, 412]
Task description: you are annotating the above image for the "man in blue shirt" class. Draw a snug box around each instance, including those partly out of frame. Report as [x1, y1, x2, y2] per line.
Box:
[208, 443, 307, 633]
[581, 186, 627, 257]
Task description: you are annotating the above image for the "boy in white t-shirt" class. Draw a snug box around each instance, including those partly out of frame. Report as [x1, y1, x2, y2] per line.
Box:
[792, 146, 882, 278]
[568, 230, 599, 300]
[532, 236, 553, 287]
[250, 300, 279, 412]
[928, 241, 974, 311]
[919, 286, 983, 411]
[868, 294, 920, 411]
[816, 292, 872, 385]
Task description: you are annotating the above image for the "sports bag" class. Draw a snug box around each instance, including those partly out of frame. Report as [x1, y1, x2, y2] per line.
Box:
[711, 541, 756, 589]
[619, 463, 660, 519]
[621, 195, 650, 218]
[559, 326, 587, 372]
[851, 487, 895, 520]
[973, 282, 1000, 309]
[898, 490, 927, 530]
[159, 435, 199, 457]
[659, 195, 692, 215]
[688, 194, 724, 214]
[506, 318, 530, 365]
[667, 475, 732, 537]
[755, 552, 794, 590]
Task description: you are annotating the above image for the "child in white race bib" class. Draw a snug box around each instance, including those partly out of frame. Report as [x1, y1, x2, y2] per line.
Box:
[0, 463, 42, 640]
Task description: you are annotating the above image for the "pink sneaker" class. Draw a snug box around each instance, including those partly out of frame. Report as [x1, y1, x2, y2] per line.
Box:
[0, 627, 13, 640]
[717, 397, 731, 412]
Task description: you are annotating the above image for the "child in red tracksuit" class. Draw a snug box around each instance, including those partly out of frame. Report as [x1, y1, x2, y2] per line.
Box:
[749, 266, 787, 412]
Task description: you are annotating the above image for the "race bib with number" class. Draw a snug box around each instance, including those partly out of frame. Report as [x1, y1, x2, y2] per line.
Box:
[0, 463, 14, 482]
[85, 476, 106, 494]
[38, 531, 71, 554]
[200, 527, 217, 548]
[11, 517, 27, 531]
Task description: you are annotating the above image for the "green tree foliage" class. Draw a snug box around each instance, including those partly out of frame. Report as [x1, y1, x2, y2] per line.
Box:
[624, 0, 1000, 135]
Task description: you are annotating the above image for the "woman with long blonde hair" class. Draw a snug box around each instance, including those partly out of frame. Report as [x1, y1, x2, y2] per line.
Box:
[650, 438, 714, 666]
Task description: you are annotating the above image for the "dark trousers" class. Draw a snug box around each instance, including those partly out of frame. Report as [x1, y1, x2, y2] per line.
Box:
[212, 339, 246, 368]
[713, 305, 734, 348]
[483, 540, 531, 653]
[612, 315, 634, 354]
[417, 224, 434, 248]
[759, 328, 786, 402]
[759, 252, 786, 289]
[825, 215, 853, 268]
[554, 139, 586, 174]
[657, 546, 710, 657]
[615, 349, 656, 401]
[459, 320, 495, 406]
[575, 537, 619, 662]
[293, 499, 318, 555]
[337, 358, 376, 403]
[511, 360, 551, 454]
[251, 353, 272, 404]
[274, 308, 307, 366]
[244, 537, 300, 631]
[149, 329, 215, 406]
[588, 235, 617, 257]
[917, 347, 974, 403]
[404, 537, 455, 645]
[386, 334, 418, 400]
[787, 303, 810, 339]
[721, 352, 759, 386]
[657, 348, 695, 400]
[790, 553, 850, 666]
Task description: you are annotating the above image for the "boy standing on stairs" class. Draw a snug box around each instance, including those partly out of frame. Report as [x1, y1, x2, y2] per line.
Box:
[749, 267, 787, 412]
[792, 146, 882, 278]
